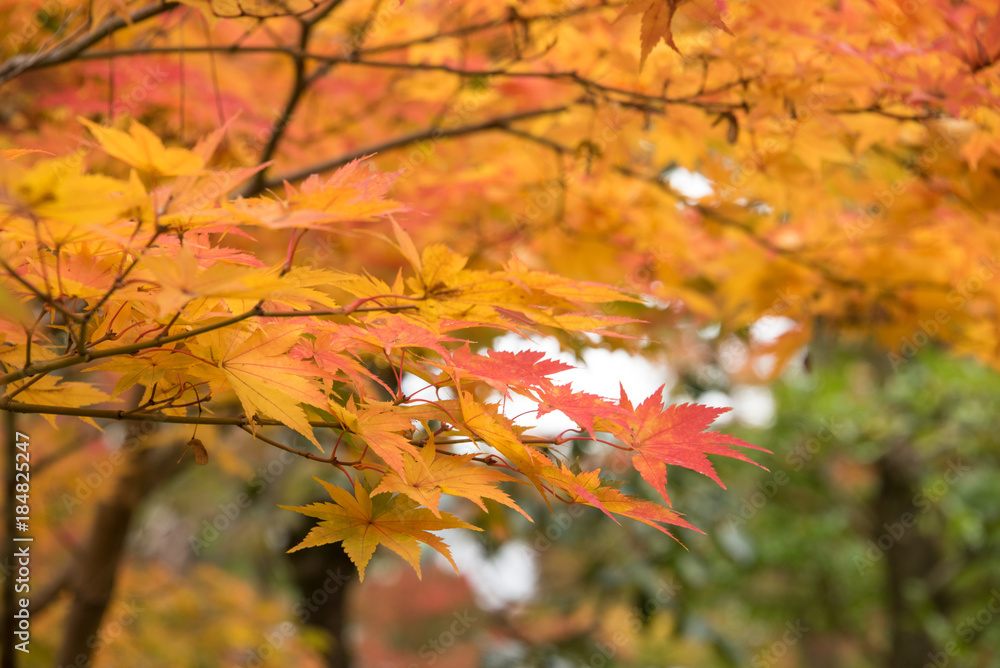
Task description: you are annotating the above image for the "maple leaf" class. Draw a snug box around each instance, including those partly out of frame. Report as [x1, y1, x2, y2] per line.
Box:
[7, 159, 148, 229]
[186, 326, 327, 449]
[282, 477, 480, 581]
[535, 383, 619, 437]
[11, 376, 112, 408]
[336, 400, 426, 476]
[79, 117, 204, 176]
[137, 247, 341, 316]
[1, 149, 52, 160]
[87, 348, 195, 397]
[290, 330, 393, 398]
[43, 246, 120, 301]
[223, 158, 405, 230]
[403, 244, 639, 336]
[600, 386, 769, 504]
[617, 0, 733, 67]
[540, 463, 701, 541]
[348, 314, 462, 359]
[372, 437, 530, 519]
[10, 376, 114, 428]
[444, 345, 572, 397]
[458, 391, 547, 493]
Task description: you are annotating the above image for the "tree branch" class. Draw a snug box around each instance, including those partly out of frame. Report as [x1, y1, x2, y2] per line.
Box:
[0, 1, 180, 86]
[1, 401, 348, 430]
[248, 105, 570, 194]
[0, 301, 417, 389]
[243, 0, 345, 195]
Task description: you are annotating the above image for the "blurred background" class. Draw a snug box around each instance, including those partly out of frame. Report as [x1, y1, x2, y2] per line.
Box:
[10, 337, 1000, 667]
[4, 0, 1000, 666]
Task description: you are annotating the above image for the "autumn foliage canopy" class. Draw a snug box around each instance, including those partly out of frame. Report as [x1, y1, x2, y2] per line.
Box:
[2, 0, 999, 585]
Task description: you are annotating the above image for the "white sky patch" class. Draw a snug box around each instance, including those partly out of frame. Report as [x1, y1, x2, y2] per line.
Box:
[731, 385, 776, 427]
[491, 333, 673, 435]
[667, 167, 715, 199]
[698, 322, 722, 340]
[400, 372, 455, 402]
[695, 389, 736, 426]
[433, 530, 537, 610]
[751, 315, 797, 343]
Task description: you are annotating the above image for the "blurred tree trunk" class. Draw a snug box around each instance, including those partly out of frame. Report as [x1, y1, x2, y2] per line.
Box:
[873, 441, 949, 668]
[56, 422, 183, 668]
[280, 357, 399, 668]
[287, 538, 356, 668]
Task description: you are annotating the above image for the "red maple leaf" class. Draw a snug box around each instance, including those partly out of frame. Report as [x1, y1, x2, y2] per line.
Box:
[534, 383, 620, 437]
[600, 385, 769, 504]
[445, 345, 573, 397]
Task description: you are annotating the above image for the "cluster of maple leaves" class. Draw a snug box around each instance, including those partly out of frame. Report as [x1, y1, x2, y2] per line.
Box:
[4, 0, 994, 586]
[0, 118, 765, 579]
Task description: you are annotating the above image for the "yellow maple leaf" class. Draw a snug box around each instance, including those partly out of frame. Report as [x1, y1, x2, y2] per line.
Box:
[372, 437, 530, 519]
[12, 376, 111, 407]
[87, 349, 195, 397]
[10, 159, 147, 229]
[458, 391, 548, 496]
[187, 326, 326, 449]
[282, 477, 480, 581]
[138, 247, 335, 316]
[79, 117, 203, 176]
[329, 400, 425, 476]
[11, 376, 114, 428]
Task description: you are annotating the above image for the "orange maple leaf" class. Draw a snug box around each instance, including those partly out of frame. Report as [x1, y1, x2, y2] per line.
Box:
[535, 383, 616, 437]
[0, 149, 52, 161]
[540, 463, 702, 541]
[186, 326, 327, 449]
[617, 0, 733, 67]
[224, 157, 406, 230]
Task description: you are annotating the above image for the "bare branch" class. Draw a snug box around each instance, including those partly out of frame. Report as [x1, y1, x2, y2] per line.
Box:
[249, 105, 571, 194]
[0, 1, 181, 86]
[0, 301, 417, 389]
